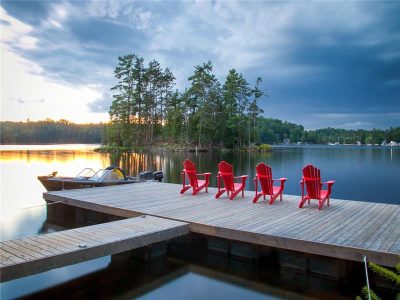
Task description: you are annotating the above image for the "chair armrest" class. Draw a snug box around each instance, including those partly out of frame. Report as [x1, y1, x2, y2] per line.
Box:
[324, 180, 335, 186]
[234, 175, 247, 185]
[273, 178, 287, 182]
[197, 172, 211, 177]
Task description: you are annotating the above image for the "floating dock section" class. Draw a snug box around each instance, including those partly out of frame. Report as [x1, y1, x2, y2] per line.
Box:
[0, 215, 189, 282]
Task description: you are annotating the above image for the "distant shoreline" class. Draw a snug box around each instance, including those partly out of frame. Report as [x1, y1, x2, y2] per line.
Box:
[1, 143, 398, 153]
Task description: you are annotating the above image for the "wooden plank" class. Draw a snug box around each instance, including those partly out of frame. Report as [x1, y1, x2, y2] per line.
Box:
[6, 239, 54, 257]
[0, 248, 26, 266]
[0, 216, 189, 282]
[1, 243, 39, 260]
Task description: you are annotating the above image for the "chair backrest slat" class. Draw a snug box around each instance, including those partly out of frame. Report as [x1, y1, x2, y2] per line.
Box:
[256, 163, 273, 195]
[303, 164, 321, 198]
[183, 159, 198, 188]
[218, 161, 234, 191]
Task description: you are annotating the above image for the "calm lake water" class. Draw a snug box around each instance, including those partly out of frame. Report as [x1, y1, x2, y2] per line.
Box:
[0, 144, 399, 299]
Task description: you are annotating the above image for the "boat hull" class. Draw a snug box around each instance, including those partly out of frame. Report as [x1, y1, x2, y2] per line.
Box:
[38, 176, 136, 191]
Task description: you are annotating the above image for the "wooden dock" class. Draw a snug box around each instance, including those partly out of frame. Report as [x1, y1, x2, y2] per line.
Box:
[43, 182, 400, 267]
[0, 215, 189, 282]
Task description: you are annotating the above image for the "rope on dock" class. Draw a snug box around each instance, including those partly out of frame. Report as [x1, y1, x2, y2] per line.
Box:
[363, 255, 371, 300]
[19, 200, 65, 211]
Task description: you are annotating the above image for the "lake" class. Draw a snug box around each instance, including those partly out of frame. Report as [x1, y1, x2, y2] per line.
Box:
[0, 144, 399, 299]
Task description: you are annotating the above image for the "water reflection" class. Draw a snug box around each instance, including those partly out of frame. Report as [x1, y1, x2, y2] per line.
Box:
[111, 147, 399, 205]
[1, 145, 399, 242]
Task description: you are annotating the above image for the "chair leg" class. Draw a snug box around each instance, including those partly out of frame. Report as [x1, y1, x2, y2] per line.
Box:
[299, 196, 307, 208]
[269, 193, 279, 205]
[318, 198, 327, 210]
[215, 189, 226, 199]
[253, 193, 263, 203]
[193, 185, 204, 195]
[230, 189, 241, 200]
[180, 186, 191, 194]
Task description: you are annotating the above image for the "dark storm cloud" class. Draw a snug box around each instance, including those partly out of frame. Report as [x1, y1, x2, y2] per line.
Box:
[1, 0, 50, 26]
[1, 0, 399, 129]
[247, 1, 400, 129]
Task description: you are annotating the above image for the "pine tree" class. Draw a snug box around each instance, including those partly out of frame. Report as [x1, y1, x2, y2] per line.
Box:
[248, 77, 265, 144]
[186, 61, 221, 146]
[110, 54, 138, 147]
[222, 69, 252, 148]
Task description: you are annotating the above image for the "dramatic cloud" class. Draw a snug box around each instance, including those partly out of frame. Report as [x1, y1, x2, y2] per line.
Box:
[1, 0, 399, 128]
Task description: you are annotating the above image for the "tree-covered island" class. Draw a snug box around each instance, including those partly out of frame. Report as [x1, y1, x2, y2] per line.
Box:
[104, 55, 265, 151]
[101, 54, 399, 151]
[1, 55, 399, 148]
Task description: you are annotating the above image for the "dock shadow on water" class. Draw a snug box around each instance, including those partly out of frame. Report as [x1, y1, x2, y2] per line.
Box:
[0, 145, 399, 299]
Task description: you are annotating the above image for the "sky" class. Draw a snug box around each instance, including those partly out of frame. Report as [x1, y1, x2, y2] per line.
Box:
[0, 0, 399, 129]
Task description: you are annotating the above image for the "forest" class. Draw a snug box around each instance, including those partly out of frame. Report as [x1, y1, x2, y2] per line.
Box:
[258, 119, 400, 145]
[104, 55, 265, 149]
[1, 118, 399, 146]
[104, 54, 264, 148]
[104, 54, 265, 148]
[104, 54, 400, 148]
[0, 119, 103, 144]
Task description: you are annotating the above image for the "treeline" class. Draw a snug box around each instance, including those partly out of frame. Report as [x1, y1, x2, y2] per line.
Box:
[1, 119, 398, 146]
[0, 120, 103, 144]
[301, 127, 400, 145]
[257, 119, 400, 145]
[104, 55, 264, 149]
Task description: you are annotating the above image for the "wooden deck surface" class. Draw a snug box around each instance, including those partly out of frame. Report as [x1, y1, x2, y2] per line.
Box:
[44, 182, 400, 267]
[0, 215, 189, 282]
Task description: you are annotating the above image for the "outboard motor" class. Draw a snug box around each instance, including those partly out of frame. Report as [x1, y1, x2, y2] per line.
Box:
[139, 171, 154, 181]
[153, 171, 164, 182]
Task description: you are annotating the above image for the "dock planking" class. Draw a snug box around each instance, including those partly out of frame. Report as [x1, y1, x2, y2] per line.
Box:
[44, 182, 400, 267]
[0, 215, 189, 282]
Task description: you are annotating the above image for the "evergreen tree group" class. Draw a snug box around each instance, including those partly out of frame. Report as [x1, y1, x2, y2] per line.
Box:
[103, 54, 400, 149]
[104, 55, 265, 149]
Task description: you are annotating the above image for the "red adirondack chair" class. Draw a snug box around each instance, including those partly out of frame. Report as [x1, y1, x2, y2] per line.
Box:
[253, 163, 287, 204]
[215, 161, 248, 200]
[180, 159, 211, 195]
[299, 164, 335, 210]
